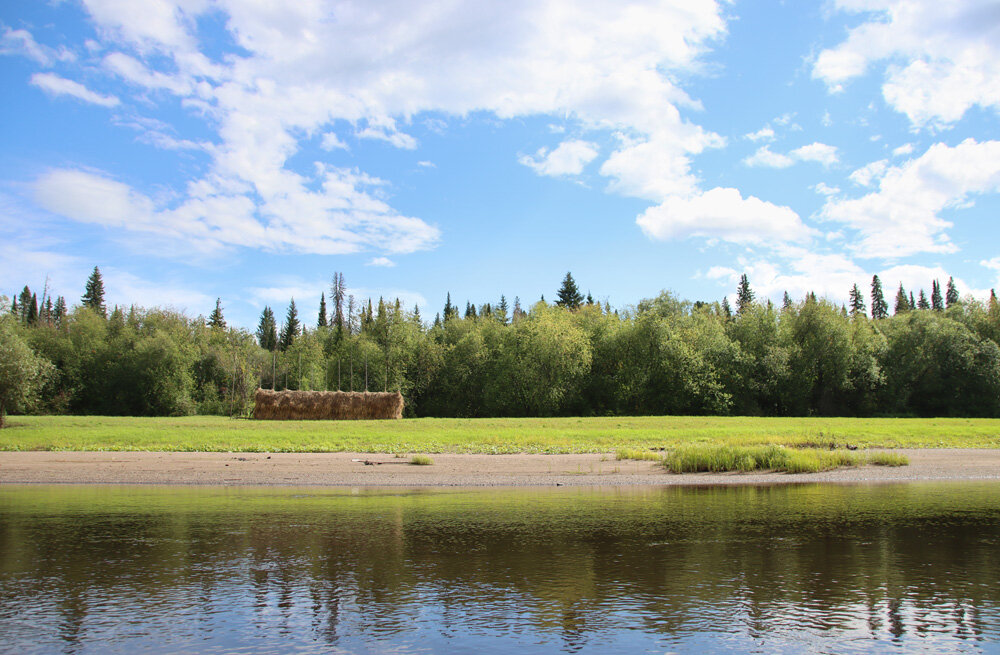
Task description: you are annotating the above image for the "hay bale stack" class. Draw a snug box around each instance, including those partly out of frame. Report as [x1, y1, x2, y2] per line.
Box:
[253, 389, 404, 420]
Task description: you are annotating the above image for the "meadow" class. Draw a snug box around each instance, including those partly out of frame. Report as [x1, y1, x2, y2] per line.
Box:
[1, 414, 998, 453]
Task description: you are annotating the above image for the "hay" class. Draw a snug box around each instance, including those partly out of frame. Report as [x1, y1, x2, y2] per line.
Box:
[253, 389, 403, 420]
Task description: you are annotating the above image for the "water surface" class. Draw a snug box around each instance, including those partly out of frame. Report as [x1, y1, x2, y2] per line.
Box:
[1, 483, 998, 653]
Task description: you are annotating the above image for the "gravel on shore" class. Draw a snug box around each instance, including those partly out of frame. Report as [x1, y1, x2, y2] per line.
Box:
[1, 449, 999, 487]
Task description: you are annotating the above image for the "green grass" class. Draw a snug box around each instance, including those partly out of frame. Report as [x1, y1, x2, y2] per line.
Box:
[659, 444, 911, 474]
[0, 415, 996, 453]
[409, 455, 434, 466]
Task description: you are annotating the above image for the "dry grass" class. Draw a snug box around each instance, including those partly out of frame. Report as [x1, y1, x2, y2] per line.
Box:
[253, 389, 403, 420]
[409, 455, 434, 465]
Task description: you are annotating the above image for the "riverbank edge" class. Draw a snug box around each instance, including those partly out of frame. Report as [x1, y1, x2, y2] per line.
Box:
[2, 449, 999, 487]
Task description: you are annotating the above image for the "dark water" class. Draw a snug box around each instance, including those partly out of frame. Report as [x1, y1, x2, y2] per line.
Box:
[1, 483, 999, 654]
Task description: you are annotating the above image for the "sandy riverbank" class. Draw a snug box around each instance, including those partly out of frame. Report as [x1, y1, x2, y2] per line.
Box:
[1, 449, 999, 486]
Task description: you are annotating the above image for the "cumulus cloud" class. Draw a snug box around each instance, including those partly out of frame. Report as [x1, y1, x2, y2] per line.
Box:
[814, 1, 1000, 127]
[849, 159, 888, 187]
[34, 167, 440, 255]
[743, 146, 793, 168]
[366, 256, 396, 267]
[813, 182, 840, 196]
[745, 126, 775, 142]
[821, 139, 1000, 259]
[790, 142, 839, 166]
[30, 73, 120, 107]
[744, 142, 839, 168]
[32, 0, 745, 256]
[520, 139, 599, 177]
[636, 187, 813, 246]
[892, 143, 915, 157]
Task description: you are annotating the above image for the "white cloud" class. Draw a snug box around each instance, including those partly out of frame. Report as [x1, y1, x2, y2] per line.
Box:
[636, 187, 813, 246]
[37, 0, 741, 255]
[744, 142, 839, 168]
[417, 160, 435, 168]
[103, 269, 213, 313]
[849, 159, 888, 187]
[790, 142, 839, 166]
[822, 139, 1000, 259]
[892, 143, 915, 157]
[34, 167, 440, 255]
[520, 139, 599, 177]
[0, 25, 75, 66]
[321, 132, 348, 151]
[743, 146, 793, 168]
[745, 126, 774, 142]
[814, 1, 1000, 127]
[366, 257, 396, 267]
[821, 111, 833, 127]
[705, 265, 737, 280]
[30, 73, 120, 107]
[813, 182, 840, 196]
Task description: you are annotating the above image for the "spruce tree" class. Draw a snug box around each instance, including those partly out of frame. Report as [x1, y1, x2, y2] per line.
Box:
[735, 274, 754, 314]
[782, 291, 793, 311]
[443, 292, 456, 322]
[918, 289, 930, 310]
[10, 297, 17, 317]
[256, 307, 277, 351]
[279, 299, 300, 351]
[318, 293, 328, 328]
[53, 296, 66, 328]
[931, 280, 943, 311]
[497, 295, 509, 325]
[721, 296, 732, 318]
[43, 296, 53, 326]
[555, 272, 584, 309]
[946, 277, 959, 307]
[17, 287, 32, 323]
[82, 266, 107, 317]
[990, 289, 999, 312]
[909, 291, 915, 310]
[513, 296, 524, 322]
[433, 312, 442, 328]
[848, 284, 866, 317]
[208, 298, 226, 329]
[870, 275, 888, 319]
[586, 292, 594, 306]
[465, 301, 477, 319]
[26, 293, 38, 325]
[894, 284, 909, 315]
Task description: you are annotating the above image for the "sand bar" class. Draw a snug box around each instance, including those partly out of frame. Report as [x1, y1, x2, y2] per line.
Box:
[1, 449, 999, 486]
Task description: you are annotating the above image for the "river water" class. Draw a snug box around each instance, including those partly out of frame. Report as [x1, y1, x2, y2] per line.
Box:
[1, 483, 998, 653]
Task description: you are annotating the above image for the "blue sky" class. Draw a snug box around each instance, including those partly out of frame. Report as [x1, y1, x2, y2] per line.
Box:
[2, 0, 999, 328]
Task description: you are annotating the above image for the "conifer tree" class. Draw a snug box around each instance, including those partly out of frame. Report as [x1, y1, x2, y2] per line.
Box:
[433, 312, 442, 328]
[208, 298, 226, 329]
[481, 303, 492, 318]
[721, 296, 732, 318]
[43, 296, 53, 326]
[53, 296, 66, 328]
[918, 289, 930, 310]
[555, 272, 583, 309]
[990, 289, 998, 312]
[806, 291, 817, 303]
[909, 291, 915, 310]
[82, 266, 107, 317]
[10, 297, 17, 317]
[317, 293, 328, 328]
[256, 307, 278, 351]
[412, 304, 422, 327]
[513, 296, 524, 322]
[931, 280, 944, 311]
[443, 292, 456, 322]
[894, 284, 909, 315]
[870, 275, 888, 319]
[17, 287, 32, 324]
[465, 301, 477, 319]
[279, 299, 300, 351]
[946, 277, 959, 307]
[782, 291, 793, 311]
[497, 295, 509, 325]
[848, 284, 865, 317]
[735, 274, 754, 314]
[27, 293, 38, 325]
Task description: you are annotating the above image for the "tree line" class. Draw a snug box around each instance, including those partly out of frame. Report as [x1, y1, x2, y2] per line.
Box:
[3, 266, 1000, 425]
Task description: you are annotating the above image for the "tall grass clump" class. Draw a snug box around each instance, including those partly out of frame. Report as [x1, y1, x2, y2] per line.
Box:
[409, 455, 434, 466]
[865, 451, 909, 466]
[615, 449, 664, 462]
[661, 444, 884, 473]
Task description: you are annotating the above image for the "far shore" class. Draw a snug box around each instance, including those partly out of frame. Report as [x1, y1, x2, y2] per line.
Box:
[1, 449, 999, 487]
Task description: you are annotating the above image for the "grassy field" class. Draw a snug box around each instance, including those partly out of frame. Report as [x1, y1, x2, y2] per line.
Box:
[1, 415, 998, 453]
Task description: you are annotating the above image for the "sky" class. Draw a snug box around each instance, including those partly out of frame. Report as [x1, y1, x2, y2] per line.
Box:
[2, 0, 999, 328]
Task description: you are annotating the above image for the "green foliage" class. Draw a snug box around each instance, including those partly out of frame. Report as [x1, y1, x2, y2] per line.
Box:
[870, 275, 888, 320]
[208, 298, 226, 329]
[736, 274, 754, 314]
[555, 272, 584, 309]
[0, 317, 55, 426]
[256, 307, 278, 351]
[82, 266, 107, 318]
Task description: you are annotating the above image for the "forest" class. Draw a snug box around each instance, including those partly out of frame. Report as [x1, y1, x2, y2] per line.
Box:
[3, 267, 1000, 422]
